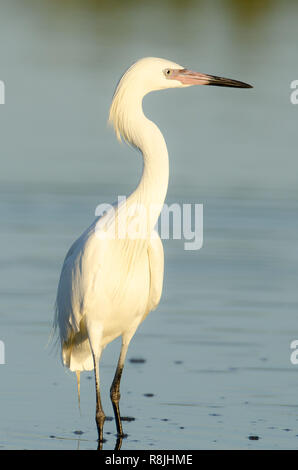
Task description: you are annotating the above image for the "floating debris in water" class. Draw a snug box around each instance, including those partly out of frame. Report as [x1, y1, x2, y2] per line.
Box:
[248, 435, 260, 440]
[73, 430, 84, 435]
[122, 416, 135, 422]
[143, 393, 154, 397]
[174, 360, 183, 365]
[129, 357, 146, 363]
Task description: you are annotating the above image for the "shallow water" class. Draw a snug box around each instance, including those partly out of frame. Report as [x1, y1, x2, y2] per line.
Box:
[1, 0, 298, 450]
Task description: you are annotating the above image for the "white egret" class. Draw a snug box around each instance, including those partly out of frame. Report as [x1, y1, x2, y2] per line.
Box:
[54, 57, 252, 444]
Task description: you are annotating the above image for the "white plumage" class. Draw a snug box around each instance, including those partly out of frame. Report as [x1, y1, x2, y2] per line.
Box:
[55, 223, 164, 371]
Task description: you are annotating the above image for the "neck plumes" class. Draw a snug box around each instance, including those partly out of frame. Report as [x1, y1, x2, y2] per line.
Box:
[109, 84, 169, 235]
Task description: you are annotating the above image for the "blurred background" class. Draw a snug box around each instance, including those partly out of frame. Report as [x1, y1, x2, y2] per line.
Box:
[0, 0, 298, 450]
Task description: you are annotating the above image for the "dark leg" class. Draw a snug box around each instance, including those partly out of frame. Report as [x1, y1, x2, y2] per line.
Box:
[92, 352, 106, 446]
[110, 342, 129, 437]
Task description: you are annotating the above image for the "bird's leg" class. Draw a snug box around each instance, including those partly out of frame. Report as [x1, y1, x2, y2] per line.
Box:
[92, 352, 106, 445]
[110, 341, 129, 437]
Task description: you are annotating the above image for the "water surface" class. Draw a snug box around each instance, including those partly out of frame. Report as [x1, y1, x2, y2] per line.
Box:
[0, 0, 298, 450]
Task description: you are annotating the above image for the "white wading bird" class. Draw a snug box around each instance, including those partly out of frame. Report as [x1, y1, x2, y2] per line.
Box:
[54, 57, 252, 444]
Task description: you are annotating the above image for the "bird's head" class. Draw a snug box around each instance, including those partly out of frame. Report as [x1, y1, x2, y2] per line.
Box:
[113, 56, 252, 95]
[109, 57, 252, 142]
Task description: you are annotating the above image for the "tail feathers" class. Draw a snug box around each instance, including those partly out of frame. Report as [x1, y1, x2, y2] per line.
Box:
[62, 330, 94, 372]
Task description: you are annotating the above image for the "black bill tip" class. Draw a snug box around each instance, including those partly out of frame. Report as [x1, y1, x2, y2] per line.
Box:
[207, 74, 253, 89]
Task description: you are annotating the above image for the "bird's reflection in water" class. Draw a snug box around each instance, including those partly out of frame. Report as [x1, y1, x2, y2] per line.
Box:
[96, 434, 125, 450]
[73, 433, 124, 450]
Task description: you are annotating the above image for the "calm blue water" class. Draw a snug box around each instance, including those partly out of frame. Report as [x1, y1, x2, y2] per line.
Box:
[1, 0, 298, 450]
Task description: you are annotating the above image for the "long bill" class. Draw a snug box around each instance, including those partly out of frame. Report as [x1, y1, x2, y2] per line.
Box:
[170, 69, 253, 88]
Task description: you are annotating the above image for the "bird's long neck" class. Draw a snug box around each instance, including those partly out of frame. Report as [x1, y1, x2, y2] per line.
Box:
[130, 115, 169, 230]
[110, 92, 169, 234]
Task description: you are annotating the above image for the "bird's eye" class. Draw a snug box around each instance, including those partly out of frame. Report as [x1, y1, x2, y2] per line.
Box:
[164, 68, 172, 77]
